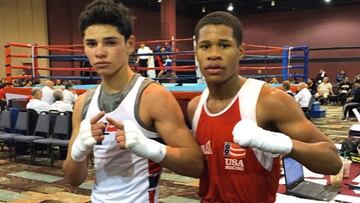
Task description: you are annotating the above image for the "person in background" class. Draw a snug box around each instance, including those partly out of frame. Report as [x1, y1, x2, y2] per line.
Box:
[338, 77, 352, 105]
[63, 82, 78, 107]
[136, 43, 152, 77]
[341, 79, 360, 120]
[0, 84, 6, 111]
[282, 80, 294, 97]
[307, 78, 317, 95]
[50, 89, 73, 112]
[336, 70, 346, 84]
[26, 88, 50, 114]
[294, 82, 312, 113]
[315, 69, 327, 84]
[41, 80, 55, 105]
[316, 77, 333, 105]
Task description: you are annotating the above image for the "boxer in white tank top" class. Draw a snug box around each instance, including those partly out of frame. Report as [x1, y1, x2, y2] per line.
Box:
[63, 1, 203, 202]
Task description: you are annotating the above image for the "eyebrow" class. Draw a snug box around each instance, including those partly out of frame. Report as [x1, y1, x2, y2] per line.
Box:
[84, 36, 119, 41]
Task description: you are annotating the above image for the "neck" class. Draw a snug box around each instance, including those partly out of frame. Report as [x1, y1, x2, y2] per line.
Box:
[101, 66, 135, 93]
[207, 75, 245, 101]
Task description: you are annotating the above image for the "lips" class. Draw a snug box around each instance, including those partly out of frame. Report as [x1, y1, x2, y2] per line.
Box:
[94, 61, 111, 68]
[204, 64, 223, 74]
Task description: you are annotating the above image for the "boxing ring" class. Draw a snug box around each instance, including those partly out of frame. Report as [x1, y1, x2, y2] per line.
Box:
[3, 39, 309, 103]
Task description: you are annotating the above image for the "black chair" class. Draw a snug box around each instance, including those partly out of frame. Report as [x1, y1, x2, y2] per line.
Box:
[0, 110, 18, 160]
[32, 112, 72, 166]
[12, 111, 45, 163]
[0, 111, 31, 161]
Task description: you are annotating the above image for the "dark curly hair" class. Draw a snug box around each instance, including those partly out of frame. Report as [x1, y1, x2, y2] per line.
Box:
[79, 0, 134, 41]
[194, 11, 243, 46]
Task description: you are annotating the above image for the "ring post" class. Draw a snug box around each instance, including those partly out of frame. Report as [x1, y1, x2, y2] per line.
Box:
[282, 46, 289, 81]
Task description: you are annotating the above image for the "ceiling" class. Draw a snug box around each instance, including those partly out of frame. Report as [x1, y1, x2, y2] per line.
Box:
[118, 0, 360, 18]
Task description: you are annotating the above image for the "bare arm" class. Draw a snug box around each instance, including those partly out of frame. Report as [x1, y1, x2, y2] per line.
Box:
[257, 87, 342, 174]
[141, 84, 204, 177]
[63, 94, 88, 186]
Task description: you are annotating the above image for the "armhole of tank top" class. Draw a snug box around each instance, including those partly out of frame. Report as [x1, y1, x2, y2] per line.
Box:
[134, 78, 158, 132]
[239, 79, 276, 171]
[81, 88, 96, 120]
[192, 88, 209, 136]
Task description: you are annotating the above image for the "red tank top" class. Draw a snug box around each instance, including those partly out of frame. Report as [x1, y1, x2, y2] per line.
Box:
[196, 98, 280, 203]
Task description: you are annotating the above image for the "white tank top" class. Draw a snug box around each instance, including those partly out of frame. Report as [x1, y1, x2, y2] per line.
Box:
[86, 76, 162, 203]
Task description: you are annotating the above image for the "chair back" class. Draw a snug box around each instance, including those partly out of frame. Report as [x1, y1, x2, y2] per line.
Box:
[0, 110, 12, 130]
[27, 109, 39, 135]
[53, 112, 72, 139]
[14, 111, 29, 133]
[33, 112, 50, 137]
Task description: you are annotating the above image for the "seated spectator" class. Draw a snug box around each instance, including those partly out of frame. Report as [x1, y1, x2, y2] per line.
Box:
[50, 89, 73, 112]
[294, 82, 312, 113]
[315, 77, 334, 105]
[338, 77, 352, 105]
[336, 70, 346, 84]
[282, 80, 294, 97]
[54, 79, 63, 87]
[63, 82, 78, 107]
[307, 78, 317, 95]
[341, 79, 360, 120]
[26, 88, 50, 113]
[270, 77, 279, 84]
[41, 80, 55, 105]
[0, 83, 6, 111]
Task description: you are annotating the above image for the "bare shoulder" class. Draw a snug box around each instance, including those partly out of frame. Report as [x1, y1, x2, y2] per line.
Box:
[141, 82, 176, 104]
[187, 96, 201, 122]
[257, 85, 304, 126]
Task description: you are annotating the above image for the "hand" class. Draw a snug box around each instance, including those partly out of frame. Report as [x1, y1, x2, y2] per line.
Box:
[232, 119, 293, 155]
[71, 111, 106, 162]
[107, 118, 166, 163]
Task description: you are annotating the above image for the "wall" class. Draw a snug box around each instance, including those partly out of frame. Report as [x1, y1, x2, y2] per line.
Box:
[240, 4, 360, 82]
[0, 0, 48, 80]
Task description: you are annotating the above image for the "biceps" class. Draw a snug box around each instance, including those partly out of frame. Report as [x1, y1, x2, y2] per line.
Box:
[279, 121, 329, 143]
[153, 104, 193, 147]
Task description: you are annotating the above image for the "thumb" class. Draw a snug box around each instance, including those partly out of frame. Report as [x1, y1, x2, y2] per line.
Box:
[106, 117, 124, 130]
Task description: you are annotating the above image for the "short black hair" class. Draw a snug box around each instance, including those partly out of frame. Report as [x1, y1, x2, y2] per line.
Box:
[194, 11, 243, 46]
[79, 0, 133, 41]
[65, 82, 73, 90]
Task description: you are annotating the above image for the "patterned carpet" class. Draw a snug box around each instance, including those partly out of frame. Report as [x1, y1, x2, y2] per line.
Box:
[0, 105, 357, 202]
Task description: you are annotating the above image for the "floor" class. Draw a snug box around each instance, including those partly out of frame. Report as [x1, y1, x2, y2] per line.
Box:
[0, 105, 357, 203]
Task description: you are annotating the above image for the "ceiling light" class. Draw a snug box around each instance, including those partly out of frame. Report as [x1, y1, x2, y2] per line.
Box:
[227, 3, 234, 12]
[158, 0, 161, 3]
[325, 0, 331, 3]
[202, 6, 206, 13]
[271, 0, 275, 6]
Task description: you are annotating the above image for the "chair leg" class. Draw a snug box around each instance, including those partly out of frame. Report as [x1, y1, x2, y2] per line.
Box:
[30, 143, 36, 165]
[49, 146, 54, 166]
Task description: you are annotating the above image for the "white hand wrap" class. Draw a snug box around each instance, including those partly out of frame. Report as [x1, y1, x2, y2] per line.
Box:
[123, 120, 166, 163]
[232, 119, 293, 155]
[71, 118, 97, 162]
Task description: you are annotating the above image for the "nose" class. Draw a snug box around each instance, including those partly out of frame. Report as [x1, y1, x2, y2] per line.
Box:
[95, 44, 106, 58]
[206, 46, 221, 61]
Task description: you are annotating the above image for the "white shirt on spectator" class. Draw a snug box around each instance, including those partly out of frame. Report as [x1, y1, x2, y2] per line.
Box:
[137, 46, 152, 60]
[63, 89, 77, 106]
[26, 99, 50, 114]
[294, 88, 312, 108]
[41, 86, 54, 105]
[50, 101, 73, 112]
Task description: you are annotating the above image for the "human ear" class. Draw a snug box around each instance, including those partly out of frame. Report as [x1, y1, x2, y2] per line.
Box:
[127, 35, 136, 53]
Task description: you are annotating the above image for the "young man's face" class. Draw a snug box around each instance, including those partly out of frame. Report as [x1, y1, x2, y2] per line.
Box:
[195, 24, 243, 84]
[83, 24, 134, 77]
